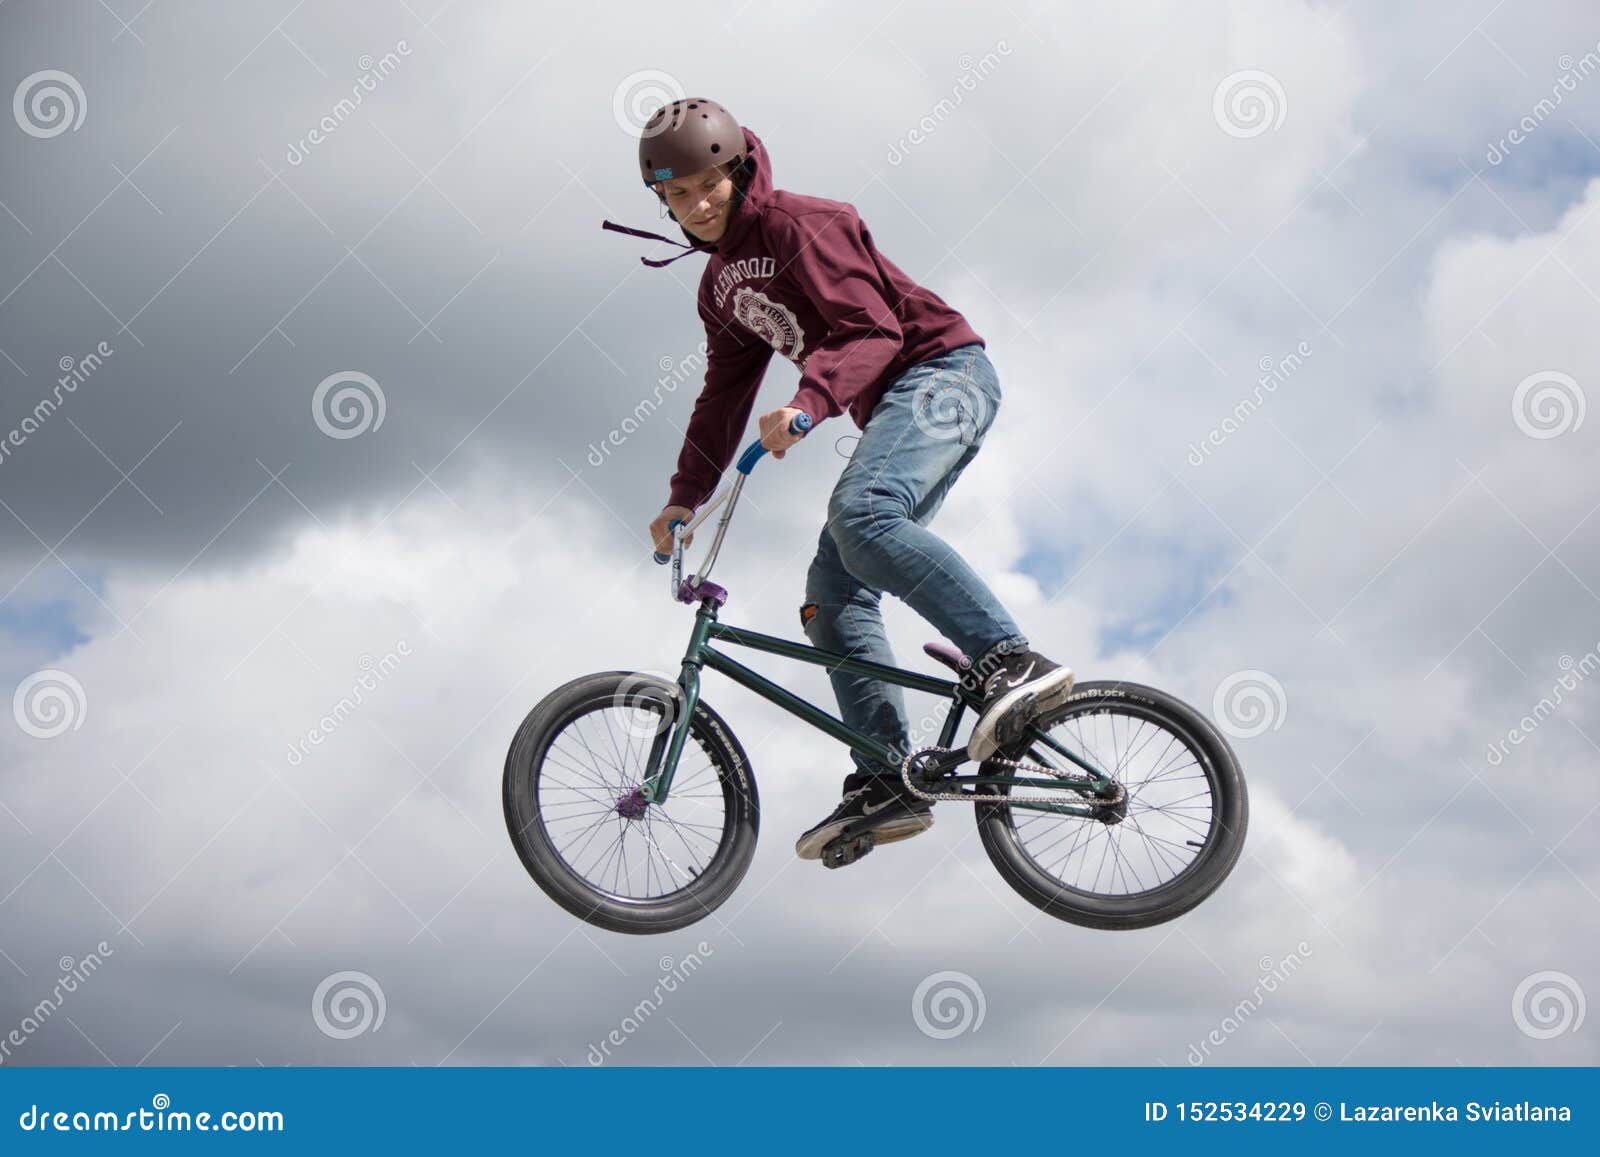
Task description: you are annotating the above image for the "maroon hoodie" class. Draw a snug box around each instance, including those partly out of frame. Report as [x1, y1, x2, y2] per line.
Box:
[606, 127, 984, 511]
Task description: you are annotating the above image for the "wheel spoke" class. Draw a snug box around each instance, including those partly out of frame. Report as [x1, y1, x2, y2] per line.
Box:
[998, 697, 1222, 899]
[529, 696, 736, 902]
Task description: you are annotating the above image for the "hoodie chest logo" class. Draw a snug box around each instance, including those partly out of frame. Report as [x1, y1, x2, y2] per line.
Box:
[712, 256, 777, 309]
[732, 286, 807, 366]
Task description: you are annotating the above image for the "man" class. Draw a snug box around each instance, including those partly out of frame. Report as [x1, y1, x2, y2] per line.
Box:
[607, 98, 1073, 861]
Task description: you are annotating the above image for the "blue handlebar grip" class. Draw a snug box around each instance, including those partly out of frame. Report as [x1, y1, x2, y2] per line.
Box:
[736, 411, 814, 475]
[653, 517, 686, 565]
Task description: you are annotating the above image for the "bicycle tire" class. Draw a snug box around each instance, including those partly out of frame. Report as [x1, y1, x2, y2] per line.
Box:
[976, 680, 1247, 930]
[503, 670, 759, 935]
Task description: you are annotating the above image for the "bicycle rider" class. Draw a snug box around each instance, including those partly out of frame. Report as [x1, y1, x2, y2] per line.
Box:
[610, 99, 1075, 861]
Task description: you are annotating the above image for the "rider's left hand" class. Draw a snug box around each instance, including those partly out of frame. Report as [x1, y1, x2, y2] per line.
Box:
[759, 406, 809, 459]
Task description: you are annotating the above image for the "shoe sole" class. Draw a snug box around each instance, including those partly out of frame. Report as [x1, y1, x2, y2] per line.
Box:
[795, 811, 935, 861]
[967, 668, 1075, 761]
[868, 814, 935, 846]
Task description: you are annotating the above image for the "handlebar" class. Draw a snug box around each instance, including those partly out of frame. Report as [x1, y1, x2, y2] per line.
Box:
[652, 517, 687, 566]
[735, 410, 812, 474]
[653, 411, 812, 564]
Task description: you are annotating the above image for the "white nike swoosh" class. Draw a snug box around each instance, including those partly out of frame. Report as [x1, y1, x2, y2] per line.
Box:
[861, 798, 897, 815]
[1005, 660, 1036, 689]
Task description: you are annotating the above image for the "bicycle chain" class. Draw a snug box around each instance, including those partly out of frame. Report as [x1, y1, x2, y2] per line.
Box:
[898, 745, 1125, 807]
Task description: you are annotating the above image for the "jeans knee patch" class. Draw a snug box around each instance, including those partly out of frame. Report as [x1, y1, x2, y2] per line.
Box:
[800, 602, 820, 632]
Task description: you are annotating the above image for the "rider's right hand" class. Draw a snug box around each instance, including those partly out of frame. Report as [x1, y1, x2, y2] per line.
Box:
[650, 505, 695, 557]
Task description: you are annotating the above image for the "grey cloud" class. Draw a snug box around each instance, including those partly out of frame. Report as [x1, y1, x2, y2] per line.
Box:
[2, 0, 1598, 1069]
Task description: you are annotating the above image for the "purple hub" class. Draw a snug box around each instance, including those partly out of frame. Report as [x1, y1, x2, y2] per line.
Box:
[614, 786, 650, 820]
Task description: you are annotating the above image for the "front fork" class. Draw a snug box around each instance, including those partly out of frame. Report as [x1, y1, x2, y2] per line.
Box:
[639, 603, 716, 805]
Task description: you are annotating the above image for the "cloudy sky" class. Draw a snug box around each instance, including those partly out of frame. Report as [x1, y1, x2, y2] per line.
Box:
[0, 0, 1595, 1066]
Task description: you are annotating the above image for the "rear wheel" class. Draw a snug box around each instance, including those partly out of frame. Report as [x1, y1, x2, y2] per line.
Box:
[976, 680, 1247, 930]
[504, 671, 758, 934]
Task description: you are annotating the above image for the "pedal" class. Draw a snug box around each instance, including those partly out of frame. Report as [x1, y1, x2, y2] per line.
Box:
[992, 690, 1039, 749]
[821, 830, 876, 870]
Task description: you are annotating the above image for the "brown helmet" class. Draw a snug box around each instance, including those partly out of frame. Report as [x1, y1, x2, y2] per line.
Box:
[638, 98, 746, 188]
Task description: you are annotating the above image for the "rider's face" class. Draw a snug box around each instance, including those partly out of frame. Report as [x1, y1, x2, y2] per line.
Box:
[658, 164, 735, 243]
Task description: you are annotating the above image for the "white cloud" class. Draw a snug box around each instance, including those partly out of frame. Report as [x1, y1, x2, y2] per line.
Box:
[3, 0, 1599, 1068]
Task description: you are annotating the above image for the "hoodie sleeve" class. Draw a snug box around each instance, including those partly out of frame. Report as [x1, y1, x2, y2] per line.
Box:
[665, 289, 775, 510]
[770, 207, 905, 425]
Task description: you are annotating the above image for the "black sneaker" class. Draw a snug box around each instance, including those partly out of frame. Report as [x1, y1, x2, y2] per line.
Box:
[794, 774, 934, 861]
[966, 649, 1075, 761]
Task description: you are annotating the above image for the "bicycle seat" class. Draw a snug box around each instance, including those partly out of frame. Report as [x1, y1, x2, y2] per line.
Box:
[922, 641, 971, 675]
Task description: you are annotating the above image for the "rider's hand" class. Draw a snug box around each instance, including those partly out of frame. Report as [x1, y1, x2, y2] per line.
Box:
[650, 505, 695, 556]
[759, 406, 809, 459]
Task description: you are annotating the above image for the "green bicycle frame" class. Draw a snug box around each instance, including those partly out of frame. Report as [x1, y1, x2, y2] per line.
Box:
[639, 596, 1115, 818]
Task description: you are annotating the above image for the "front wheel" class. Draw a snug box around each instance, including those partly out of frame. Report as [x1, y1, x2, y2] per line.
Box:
[503, 671, 759, 934]
[976, 680, 1247, 930]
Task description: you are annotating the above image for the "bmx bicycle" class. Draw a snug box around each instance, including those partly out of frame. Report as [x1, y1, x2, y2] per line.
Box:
[504, 414, 1248, 934]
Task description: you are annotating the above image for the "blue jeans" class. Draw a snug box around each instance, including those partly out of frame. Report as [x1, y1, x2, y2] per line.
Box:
[801, 343, 1029, 778]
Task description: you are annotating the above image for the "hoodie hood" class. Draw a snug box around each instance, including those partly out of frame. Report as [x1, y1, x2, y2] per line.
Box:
[601, 126, 771, 268]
